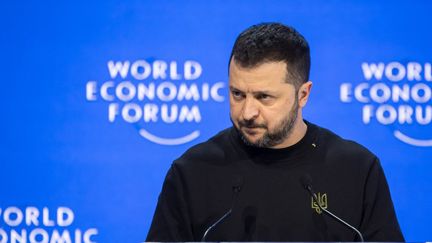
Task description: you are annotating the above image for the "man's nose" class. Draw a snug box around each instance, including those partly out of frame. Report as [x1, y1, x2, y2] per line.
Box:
[242, 97, 259, 121]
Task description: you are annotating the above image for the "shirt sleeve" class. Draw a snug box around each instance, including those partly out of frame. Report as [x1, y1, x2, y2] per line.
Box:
[146, 163, 194, 241]
[359, 158, 405, 241]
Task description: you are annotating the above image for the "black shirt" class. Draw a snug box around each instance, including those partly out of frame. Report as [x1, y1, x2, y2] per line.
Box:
[146, 121, 404, 241]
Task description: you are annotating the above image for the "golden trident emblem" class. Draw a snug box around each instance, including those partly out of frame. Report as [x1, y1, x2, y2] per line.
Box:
[311, 193, 328, 214]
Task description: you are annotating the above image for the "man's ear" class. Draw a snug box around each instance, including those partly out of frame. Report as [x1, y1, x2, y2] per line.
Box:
[298, 81, 312, 107]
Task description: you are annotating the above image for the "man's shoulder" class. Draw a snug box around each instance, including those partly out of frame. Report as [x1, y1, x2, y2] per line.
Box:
[316, 124, 377, 163]
[174, 127, 233, 167]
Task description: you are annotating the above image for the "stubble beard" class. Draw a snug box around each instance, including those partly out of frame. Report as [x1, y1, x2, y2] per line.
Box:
[233, 99, 299, 148]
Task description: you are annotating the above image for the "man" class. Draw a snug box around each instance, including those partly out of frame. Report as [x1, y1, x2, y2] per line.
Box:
[146, 23, 404, 241]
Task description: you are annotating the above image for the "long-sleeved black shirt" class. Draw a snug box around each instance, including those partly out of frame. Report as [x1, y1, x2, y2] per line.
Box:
[147, 122, 404, 241]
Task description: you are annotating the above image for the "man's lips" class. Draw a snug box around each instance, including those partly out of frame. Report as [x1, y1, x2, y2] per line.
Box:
[241, 126, 264, 135]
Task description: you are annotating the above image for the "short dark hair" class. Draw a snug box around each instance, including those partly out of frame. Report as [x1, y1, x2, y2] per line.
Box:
[229, 23, 311, 89]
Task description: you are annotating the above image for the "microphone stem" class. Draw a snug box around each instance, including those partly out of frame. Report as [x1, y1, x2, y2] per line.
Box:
[201, 209, 232, 241]
[309, 188, 364, 242]
[201, 184, 241, 241]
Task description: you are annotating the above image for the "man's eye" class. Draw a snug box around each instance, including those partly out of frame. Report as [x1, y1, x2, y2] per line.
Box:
[258, 94, 271, 100]
[232, 91, 243, 97]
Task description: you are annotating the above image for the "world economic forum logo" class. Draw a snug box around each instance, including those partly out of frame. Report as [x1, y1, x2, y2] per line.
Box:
[340, 61, 432, 147]
[0, 206, 97, 243]
[86, 59, 225, 145]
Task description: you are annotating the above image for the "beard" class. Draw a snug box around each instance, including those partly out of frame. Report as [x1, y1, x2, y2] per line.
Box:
[232, 99, 299, 148]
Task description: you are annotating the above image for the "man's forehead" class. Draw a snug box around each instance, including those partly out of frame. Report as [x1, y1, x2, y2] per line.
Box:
[229, 59, 287, 73]
[229, 60, 290, 87]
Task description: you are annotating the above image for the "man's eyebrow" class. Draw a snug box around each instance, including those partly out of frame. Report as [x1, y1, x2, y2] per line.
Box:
[229, 85, 242, 91]
[229, 86, 276, 94]
[252, 90, 275, 95]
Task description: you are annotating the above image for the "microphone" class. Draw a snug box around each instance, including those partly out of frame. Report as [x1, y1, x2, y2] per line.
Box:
[300, 174, 364, 242]
[201, 176, 243, 241]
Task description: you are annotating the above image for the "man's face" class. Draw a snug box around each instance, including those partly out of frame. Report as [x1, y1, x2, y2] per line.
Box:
[229, 60, 301, 148]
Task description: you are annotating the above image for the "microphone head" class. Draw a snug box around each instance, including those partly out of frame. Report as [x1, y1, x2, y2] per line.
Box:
[300, 174, 313, 190]
[232, 176, 244, 193]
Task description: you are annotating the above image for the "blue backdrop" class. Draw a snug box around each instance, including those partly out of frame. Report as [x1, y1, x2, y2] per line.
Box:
[1, 1, 431, 242]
